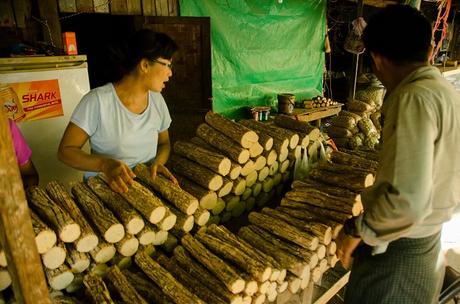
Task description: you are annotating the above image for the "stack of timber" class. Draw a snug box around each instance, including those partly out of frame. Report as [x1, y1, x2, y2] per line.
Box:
[168, 111, 324, 226]
[2, 170, 205, 295]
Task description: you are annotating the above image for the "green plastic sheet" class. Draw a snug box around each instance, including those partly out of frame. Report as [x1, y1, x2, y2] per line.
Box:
[180, 0, 327, 118]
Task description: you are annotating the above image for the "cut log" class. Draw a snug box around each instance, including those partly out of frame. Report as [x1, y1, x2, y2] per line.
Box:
[327, 241, 337, 255]
[181, 234, 245, 294]
[299, 134, 310, 148]
[45, 182, 98, 252]
[249, 142, 264, 158]
[316, 160, 375, 177]
[241, 188, 252, 200]
[208, 215, 221, 225]
[194, 207, 210, 226]
[277, 280, 289, 293]
[157, 207, 177, 231]
[246, 197, 256, 211]
[196, 232, 272, 282]
[229, 162, 242, 180]
[257, 166, 270, 182]
[262, 208, 332, 245]
[269, 161, 279, 176]
[42, 241, 66, 270]
[240, 160, 255, 177]
[46, 264, 74, 291]
[285, 187, 363, 216]
[253, 293, 266, 304]
[27, 186, 80, 243]
[0, 248, 6, 267]
[197, 124, 250, 164]
[115, 234, 139, 257]
[262, 177, 274, 193]
[88, 262, 109, 277]
[330, 150, 378, 171]
[317, 244, 326, 260]
[152, 229, 168, 246]
[175, 174, 217, 210]
[278, 147, 289, 162]
[218, 178, 234, 198]
[173, 209, 195, 232]
[245, 225, 318, 270]
[273, 173, 282, 186]
[137, 224, 156, 245]
[170, 154, 223, 191]
[122, 269, 175, 304]
[157, 254, 227, 304]
[211, 198, 226, 215]
[174, 140, 232, 176]
[245, 171, 258, 188]
[108, 178, 166, 224]
[172, 246, 243, 304]
[65, 273, 83, 293]
[105, 266, 147, 304]
[86, 177, 145, 235]
[109, 253, 132, 270]
[65, 243, 90, 273]
[224, 195, 240, 212]
[89, 241, 116, 264]
[135, 163, 199, 215]
[251, 183, 262, 197]
[287, 273, 301, 294]
[238, 226, 309, 278]
[279, 199, 351, 223]
[340, 148, 380, 162]
[327, 255, 339, 268]
[239, 120, 289, 152]
[83, 272, 113, 303]
[293, 178, 360, 199]
[274, 115, 320, 140]
[0, 267, 11, 291]
[240, 272, 258, 296]
[266, 123, 300, 149]
[279, 159, 290, 173]
[29, 209, 57, 254]
[253, 156, 267, 172]
[205, 112, 258, 148]
[134, 250, 205, 303]
[71, 182, 124, 243]
[232, 177, 246, 196]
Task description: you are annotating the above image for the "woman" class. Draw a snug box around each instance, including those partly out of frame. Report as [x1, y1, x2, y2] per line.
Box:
[58, 29, 178, 193]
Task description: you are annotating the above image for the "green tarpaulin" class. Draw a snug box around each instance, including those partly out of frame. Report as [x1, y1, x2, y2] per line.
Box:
[180, 0, 327, 118]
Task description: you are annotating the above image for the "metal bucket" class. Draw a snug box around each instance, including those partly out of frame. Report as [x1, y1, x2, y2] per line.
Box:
[277, 93, 295, 114]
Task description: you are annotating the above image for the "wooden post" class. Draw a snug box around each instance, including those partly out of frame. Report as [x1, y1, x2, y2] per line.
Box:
[0, 111, 50, 302]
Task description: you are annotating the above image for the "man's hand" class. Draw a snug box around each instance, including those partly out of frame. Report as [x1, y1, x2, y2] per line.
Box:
[101, 159, 135, 193]
[150, 163, 178, 185]
[336, 229, 361, 270]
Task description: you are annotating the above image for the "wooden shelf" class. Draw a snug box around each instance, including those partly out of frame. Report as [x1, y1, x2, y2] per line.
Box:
[286, 104, 343, 126]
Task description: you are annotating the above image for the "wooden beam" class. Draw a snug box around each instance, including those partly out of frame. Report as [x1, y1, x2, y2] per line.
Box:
[37, 0, 62, 48]
[0, 111, 50, 303]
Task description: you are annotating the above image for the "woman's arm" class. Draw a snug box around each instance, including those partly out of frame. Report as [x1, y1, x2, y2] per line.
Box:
[58, 122, 135, 192]
[19, 159, 39, 189]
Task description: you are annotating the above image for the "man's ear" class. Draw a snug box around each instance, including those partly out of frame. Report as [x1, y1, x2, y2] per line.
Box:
[370, 52, 383, 72]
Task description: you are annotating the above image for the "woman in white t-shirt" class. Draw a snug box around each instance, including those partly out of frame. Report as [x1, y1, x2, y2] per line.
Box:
[58, 29, 178, 193]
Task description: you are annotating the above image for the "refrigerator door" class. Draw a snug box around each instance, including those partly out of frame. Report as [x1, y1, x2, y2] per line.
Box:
[0, 56, 90, 187]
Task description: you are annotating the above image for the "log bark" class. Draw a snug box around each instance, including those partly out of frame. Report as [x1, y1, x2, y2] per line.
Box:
[45, 181, 98, 252]
[27, 186, 81, 243]
[89, 241, 116, 264]
[65, 243, 90, 273]
[340, 148, 380, 162]
[134, 250, 205, 303]
[115, 233, 139, 257]
[196, 232, 272, 282]
[197, 124, 250, 164]
[238, 226, 309, 279]
[41, 241, 66, 270]
[71, 182, 125, 243]
[83, 272, 114, 303]
[174, 140, 232, 176]
[122, 269, 174, 304]
[110, 179, 167, 224]
[181, 234, 246, 294]
[135, 163, 199, 215]
[218, 177, 234, 197]
[285, 187, 363, 216]
[330, 150, 378, 171]
[157, 254, 227, 304]
[316, 161, 375, 178]
[172, 246, 243, 304]
[106, 265, 147, 304]
[279, 199, 351, 223]
[86, 177, 145, 235]
[46, 264, 74, 291]
[170, 154, 224, 191]
[293, 178, 360, 199]
[274, 114, 320, 140]
[175, 174, 217, 210]
[29, 210, 57, 254]
[205, 111, 258, 148]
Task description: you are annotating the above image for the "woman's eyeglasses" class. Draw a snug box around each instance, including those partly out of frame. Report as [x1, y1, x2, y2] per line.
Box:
[151, 59, 173, 69]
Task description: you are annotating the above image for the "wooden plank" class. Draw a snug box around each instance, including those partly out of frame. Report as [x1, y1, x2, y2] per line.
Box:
[291, 105, 342, 123]
[155, 0, 169, 16]
[168, 0, 178, 16]
[93, 0, 109, 13]
[127, 0, 142, 15]
[110, 0, 128, 14]
[0, 112, 51, 303]
[142, 0, 156, 16]
[76, 0, 93, 12]
[313, 271, 350, 304]
[13, 0, 32, 28]
[58, 0, 76, 13]
[37, 0, 62, 48]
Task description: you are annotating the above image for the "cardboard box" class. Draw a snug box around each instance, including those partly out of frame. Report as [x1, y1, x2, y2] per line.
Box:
[62, 32, 78, 55]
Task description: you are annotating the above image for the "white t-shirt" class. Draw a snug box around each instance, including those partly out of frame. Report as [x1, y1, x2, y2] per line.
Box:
[71, 83, 171, 177]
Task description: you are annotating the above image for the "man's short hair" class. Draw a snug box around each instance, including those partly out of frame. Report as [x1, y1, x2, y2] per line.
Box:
[362, 5, 432, 64]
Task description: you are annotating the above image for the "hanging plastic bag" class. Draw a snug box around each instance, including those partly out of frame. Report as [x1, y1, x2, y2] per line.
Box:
[319, 141, 328, 162]
[344, 17, 367, 54]
[293, 147, 310, 180]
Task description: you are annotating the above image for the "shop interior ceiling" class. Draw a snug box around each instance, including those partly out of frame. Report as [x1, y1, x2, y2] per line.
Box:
[180, 0, 326, 119]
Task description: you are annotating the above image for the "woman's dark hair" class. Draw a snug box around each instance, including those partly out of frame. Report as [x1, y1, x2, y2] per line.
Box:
[107, 29, 178, 82]
[362, 5, 432, 64]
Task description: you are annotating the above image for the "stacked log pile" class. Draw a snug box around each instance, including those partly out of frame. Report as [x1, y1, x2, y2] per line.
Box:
[167, 111, 321, 227]
[327, 85, 384, 150]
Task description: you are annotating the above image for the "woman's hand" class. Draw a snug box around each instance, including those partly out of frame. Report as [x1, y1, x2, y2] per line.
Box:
[150, 162, 178, 184]
[336, 229, 361, 270]
[101, 159, 135, 193]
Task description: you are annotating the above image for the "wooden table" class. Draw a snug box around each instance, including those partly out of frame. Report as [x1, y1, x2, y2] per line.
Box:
[289, 104, 343, 126]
